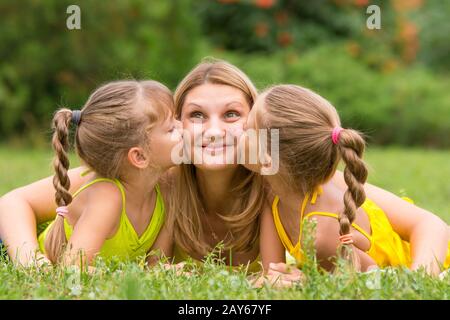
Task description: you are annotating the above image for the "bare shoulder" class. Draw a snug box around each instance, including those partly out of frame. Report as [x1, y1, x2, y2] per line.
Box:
[81, 179, 123, 216]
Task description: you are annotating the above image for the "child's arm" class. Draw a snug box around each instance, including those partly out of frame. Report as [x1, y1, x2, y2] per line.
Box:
[0, 167, 91, 266]
[145, 176, 175, 266]
[251, 203, 292, 288]
[362, 183, 448, 275]
[62, 181, 122, 266]
[146, 224, 174, 266]
[259, 202, 286, 272]
[333, 170, 448, 275]
[313, 217, 378, 272]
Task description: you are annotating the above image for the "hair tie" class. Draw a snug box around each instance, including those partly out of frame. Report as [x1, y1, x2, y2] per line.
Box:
[71, 110, 82, 126]
[331, 127, 343, 145]
[339, 233, 354, 245]
[56, 206, 68, 218]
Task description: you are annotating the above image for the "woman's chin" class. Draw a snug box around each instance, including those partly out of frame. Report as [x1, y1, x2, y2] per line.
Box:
[240, 162, 261, 174]
[194, 151, 239, 171]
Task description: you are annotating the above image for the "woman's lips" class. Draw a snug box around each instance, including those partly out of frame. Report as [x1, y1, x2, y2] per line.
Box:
[202, 144, 233, 153]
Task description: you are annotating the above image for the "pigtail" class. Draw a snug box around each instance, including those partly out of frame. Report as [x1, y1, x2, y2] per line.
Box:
[44, 108, 73, 264]
[336, 128, 368, 271]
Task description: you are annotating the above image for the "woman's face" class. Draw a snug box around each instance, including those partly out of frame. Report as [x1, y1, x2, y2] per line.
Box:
[180, 83, 250, 171]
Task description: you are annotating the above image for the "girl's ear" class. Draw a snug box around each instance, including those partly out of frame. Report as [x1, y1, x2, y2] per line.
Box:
[127, 147, 149, 169]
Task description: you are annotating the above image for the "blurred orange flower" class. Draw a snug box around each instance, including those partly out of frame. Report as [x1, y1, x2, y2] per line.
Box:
[254, 0, 276, 9]
[277, 31, 293, 47]
[398, 20, 419, 63]
[393, 0, 423, 11]
[275, 10, 289, 26]
[381, 59, 399, 74]
[346, 41, 361, 57]
[354, 0, 369, 7]
[254, 22, 269, 38]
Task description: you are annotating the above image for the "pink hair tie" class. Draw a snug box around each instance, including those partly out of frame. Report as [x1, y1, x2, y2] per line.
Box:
[339, 233, 354, 245]
[56, 206, 68, 218]
[331, 127, 344, 145]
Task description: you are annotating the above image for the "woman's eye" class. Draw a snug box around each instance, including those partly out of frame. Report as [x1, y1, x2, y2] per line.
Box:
[190, 111, 205, 120]
[224, 111, 240, 119]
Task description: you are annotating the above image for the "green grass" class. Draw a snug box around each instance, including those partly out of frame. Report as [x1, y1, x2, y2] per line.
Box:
[0, 145, 449, 299]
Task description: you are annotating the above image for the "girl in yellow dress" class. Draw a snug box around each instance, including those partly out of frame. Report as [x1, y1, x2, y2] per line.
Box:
[1, 80, 182, 267]
[240, 84, 449, 284]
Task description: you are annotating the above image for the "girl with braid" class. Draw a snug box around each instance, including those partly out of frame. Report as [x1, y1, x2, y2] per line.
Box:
[240, 84, 449, 284]
[36, 80, 182, 266]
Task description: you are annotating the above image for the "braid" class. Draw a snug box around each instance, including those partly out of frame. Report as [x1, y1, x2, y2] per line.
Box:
[336, 128, 368, 269]
[45, 108, 73, 264]
[52, 110, 73, 207]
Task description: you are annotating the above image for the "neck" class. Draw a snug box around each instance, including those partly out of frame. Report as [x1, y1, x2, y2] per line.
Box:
[196, 166, 239, 215]
[265, 174, 306, 218]
[121, 168, 162, 210]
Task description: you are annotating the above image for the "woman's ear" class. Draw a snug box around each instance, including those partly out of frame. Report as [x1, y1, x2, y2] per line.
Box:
[127, 147, 149, 169]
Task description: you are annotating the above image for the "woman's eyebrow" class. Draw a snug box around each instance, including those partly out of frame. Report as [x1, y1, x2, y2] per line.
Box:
[185, 101, 245, 109]
[225, 101, 244, 108]
[185, 102, 204, 109]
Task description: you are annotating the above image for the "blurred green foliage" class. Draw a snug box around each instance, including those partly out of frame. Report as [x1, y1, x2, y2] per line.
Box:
[0, 0, 203, 142]
[0, 0, 448, 147]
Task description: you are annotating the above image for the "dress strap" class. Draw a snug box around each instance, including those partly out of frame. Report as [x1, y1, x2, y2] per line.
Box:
[303, 212, 372, 243]
[297, 192, 311, 245]
[272, 196, 296, 253]
[72, 178, 126, 210]
[310, 186, 323, 204]
[297, 186, 323, 243]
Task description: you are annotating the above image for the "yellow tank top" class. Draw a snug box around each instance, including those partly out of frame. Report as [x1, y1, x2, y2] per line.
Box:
[272, 188, 450, 270]
[173, 244, 262, 273]
[38, 177, 165, 262]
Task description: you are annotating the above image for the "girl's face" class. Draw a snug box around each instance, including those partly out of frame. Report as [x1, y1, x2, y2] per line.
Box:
[239, 94, 266, 174]
[147, 116, 183, 170]
[180, 83, 250, 171]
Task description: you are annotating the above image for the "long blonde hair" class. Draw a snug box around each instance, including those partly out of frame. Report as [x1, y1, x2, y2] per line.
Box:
[46, 80, 173, 264]
[258, 84, 368, 267]
[170, 58, 266, 256]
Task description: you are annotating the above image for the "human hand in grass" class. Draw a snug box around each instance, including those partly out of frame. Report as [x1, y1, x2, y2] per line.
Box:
[162, 262, 192, 276]
[251, 262, 304, 288]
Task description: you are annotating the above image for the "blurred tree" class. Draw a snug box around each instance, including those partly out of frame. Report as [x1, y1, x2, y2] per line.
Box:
[0, 0, 202, 140]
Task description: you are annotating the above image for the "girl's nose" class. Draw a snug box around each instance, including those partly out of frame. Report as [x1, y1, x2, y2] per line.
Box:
[174, 119, 183, 130]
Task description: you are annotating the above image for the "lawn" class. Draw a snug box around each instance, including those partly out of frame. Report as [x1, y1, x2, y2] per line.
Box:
[0, 145, 449, 299]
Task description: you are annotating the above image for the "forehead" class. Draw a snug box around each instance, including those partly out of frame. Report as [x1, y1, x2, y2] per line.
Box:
[183, 83, 249, 110]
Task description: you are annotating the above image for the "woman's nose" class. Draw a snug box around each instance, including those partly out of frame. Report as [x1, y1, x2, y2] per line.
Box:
[203, 117, 225, 142]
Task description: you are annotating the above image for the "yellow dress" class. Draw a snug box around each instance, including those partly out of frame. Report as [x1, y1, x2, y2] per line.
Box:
[38, 177, 165, 262]
[272, 188, 450, 270]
